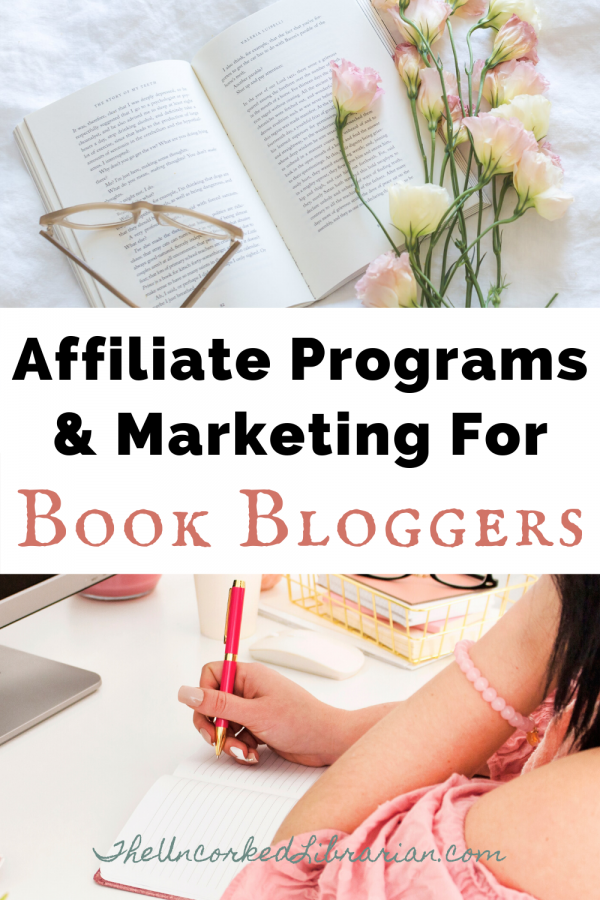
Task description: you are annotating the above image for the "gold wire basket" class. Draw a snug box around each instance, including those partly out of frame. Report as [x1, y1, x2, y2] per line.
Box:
[285, 574, 538, 668]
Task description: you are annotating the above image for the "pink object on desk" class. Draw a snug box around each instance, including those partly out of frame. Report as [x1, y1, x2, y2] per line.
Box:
[348, 574, 486, 604]
[327, 590, 466, 634]
[80, 575, 161, 600]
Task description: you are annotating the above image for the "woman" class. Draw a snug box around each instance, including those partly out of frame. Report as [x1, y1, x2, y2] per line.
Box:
[178, 575, 600, 899]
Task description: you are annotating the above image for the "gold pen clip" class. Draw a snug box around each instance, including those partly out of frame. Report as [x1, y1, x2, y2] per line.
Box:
[224, 587, 233, 644]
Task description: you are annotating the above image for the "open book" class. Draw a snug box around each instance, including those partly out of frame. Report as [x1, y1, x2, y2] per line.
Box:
[94, 745, 325, 899]
[15, 0, 481, 309]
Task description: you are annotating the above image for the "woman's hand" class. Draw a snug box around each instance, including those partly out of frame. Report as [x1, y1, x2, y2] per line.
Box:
[178, 662, 347, 767]
[179, 661, 398, 768]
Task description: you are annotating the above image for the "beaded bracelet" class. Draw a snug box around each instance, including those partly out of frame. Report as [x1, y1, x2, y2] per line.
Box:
[455, 639, 539, 746]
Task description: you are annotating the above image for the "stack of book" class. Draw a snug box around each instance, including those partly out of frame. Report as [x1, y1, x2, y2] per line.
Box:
[315, 575, 500, 662]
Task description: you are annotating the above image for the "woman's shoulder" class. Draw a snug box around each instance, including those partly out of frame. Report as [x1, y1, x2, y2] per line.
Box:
[465, 748, 600, 900]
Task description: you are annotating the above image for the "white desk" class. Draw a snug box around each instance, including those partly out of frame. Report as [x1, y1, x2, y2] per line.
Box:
[0, 575, 449, 900]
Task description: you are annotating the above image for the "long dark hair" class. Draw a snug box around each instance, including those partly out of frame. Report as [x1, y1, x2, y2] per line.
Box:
[549, 575, 600, 751]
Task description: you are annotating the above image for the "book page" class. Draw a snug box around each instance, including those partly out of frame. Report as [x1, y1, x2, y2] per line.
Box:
[192, 0, 436, 299]
[98, 774, 298, 900]
[174, 745, 325, 799]
[22, 61, 313, 308]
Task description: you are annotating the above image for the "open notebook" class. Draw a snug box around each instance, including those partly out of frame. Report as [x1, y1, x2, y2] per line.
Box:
[94, 746, 325, 899]
[15, 0, 481, 309]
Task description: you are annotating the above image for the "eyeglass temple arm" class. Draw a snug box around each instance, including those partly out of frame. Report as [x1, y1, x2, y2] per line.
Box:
[39, 228, 140, 308]
[41, 229, 243, 310]
[179, 239, 243, 308]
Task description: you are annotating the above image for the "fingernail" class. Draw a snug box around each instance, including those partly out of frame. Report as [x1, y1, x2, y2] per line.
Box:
[247, 751, 259, 763]
[199, 728, 212, 745]
[230, 746, 246, 760]
[178, 686, 204, 708]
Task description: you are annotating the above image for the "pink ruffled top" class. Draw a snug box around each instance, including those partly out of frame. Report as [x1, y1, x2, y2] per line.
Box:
[221, 695, 575, 900]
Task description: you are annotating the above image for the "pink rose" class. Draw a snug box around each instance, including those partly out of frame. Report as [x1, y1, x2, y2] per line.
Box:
[444, 94, 469, 144]
[331, 59, 384, 124]
[391, 0, 452, 47]
[356, 251, 418, 308]
[484, 59, 549, 106]
[539, 139, 563, 172]
[489, 15, 539, 66]
[453, 0, 489, 18]
[417, 67, 458, 128]
[463, 111, 538, 177]
[394, 43, 423, 97]
[514, 149, 573, 220]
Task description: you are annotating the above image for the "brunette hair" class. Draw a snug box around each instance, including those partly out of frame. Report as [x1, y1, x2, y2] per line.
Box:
[549, 575, 600, 751]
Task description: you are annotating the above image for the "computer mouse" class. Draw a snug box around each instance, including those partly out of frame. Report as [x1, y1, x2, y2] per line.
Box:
[249, 628, 364, 680]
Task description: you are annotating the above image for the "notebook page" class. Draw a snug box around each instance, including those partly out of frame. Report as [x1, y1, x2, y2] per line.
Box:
[99, 774, 298, 900]
[22, 60, 313, 308]
[174, 745, 325, 799]
[192, 0, 451, 299]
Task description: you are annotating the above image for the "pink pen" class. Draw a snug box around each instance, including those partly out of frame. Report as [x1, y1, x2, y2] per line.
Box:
[214, 579, 246, 757]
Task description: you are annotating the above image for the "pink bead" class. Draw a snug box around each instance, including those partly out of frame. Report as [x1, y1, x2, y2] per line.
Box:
[459, 659, 472, 673]
[482, 687, 497, 703]
[501, 705, 515, 720]
[508, 714, 521, 728]
[466, 668, 480, 682]
[474, 677, 488, 692]
[491, 697, 506, 712]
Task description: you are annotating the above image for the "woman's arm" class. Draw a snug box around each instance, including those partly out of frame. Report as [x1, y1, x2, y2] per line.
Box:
[273, 575, 560, 842]
[179, 660, 399, 766]
[464, 748, 600, 900]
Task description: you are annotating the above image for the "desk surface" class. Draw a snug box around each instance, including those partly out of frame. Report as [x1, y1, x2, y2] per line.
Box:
[0, 575, 449, 900]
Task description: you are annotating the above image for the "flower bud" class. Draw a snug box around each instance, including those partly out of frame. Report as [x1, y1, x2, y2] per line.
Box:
[417, 68, 458, 128]
[489, 15, 539, 66]
[356, 251, 418, 307]
[394, 43, 423, 99]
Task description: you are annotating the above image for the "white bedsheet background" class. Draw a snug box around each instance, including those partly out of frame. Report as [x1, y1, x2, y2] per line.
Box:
[1, 0, 598, 308]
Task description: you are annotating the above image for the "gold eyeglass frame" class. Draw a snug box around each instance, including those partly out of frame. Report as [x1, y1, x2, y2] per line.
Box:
[39, 201, 244, 309]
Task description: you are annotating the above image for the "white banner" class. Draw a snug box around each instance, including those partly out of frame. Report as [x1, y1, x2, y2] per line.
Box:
[0, 308, 597, 572]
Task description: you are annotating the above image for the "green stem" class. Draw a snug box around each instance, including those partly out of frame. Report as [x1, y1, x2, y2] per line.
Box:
[433, 52, 483, 304]
[492, 177, 501, 287]
[545, 293, 558, 308]
[445, 211, 525, 291]
[475, 162, 484, 275]
[408, 240, 451, 307]
[439, 147, 450, 186]
[492, 175, 512, 290]
[447, 21, 465, 116]
[440, 209, 460, 293]
[410, 96, 430, 183]
[474, 61, 490, 117]
[429, 127, 437, 183]
[336, 120, 399, 255]
[425, 180, 486, 278]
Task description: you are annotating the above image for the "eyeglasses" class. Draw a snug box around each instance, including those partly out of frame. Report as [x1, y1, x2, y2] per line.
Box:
[356, 575, 498, 591]
[39, 201, 244, 309]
